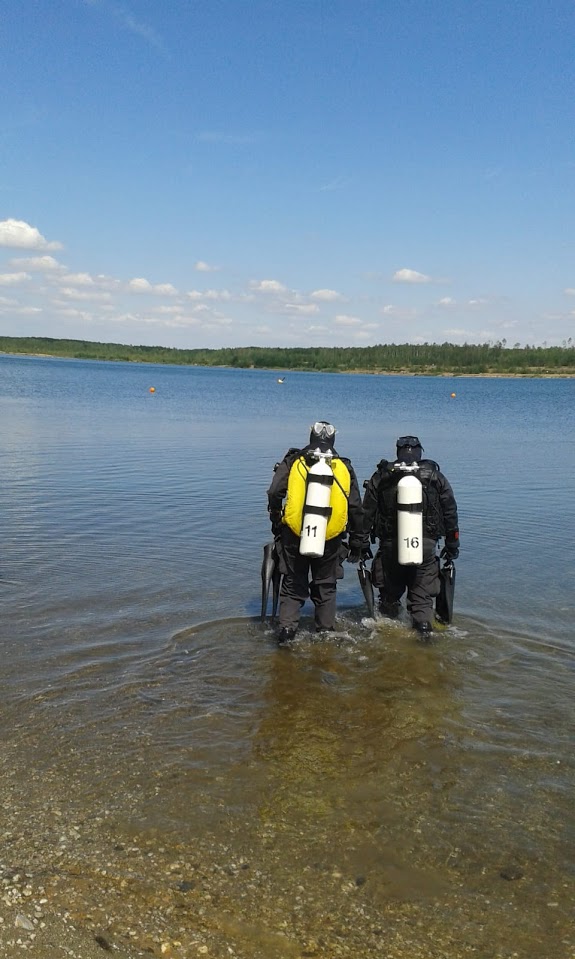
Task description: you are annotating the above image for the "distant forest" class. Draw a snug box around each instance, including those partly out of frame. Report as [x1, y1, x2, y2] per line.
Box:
[1, 335, 574, 375]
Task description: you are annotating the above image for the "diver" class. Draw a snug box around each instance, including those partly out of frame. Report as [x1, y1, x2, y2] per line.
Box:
[267, 421, 364, 645]
[361, 435, 460, 638]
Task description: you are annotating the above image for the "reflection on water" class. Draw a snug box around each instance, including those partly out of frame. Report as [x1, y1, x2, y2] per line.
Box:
[0, 355, 574, 956]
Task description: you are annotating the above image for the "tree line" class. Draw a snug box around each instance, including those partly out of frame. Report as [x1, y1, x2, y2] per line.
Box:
[1, 335, 574, 374]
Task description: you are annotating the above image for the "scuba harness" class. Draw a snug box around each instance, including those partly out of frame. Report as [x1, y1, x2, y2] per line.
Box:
[282, 448, 351, 554]
[372, 458, 445, 543]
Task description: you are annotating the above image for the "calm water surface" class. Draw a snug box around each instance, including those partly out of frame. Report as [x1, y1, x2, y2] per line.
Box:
[0, 354, 573, 958]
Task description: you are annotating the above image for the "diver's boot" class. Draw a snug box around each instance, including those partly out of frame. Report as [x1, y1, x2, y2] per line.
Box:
[379, 599, 401, 619]
[413, 621, 433, 641]
[277, 627, 297, 646]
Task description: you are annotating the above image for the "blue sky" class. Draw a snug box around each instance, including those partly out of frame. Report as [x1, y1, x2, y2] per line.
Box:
[1, 0, 574, 349]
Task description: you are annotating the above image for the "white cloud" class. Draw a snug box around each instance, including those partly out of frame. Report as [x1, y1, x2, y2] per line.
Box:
[56, 288, 111, 302]
[13, 306, 42, 315]
[392, 268, 431, 284]
[151, 306, 233, 330]
[127, 277, 178, 295]
[128, 278, 153, 293]
[468, 297, 488, 306]
[0, 272, 30, 285]
[564, 288, 575, 296]
[60, 272, 95, 287]
[310, 289, 343, 302]
[206, 289, 231, 301]
[163, 316, 202, 329]
[249, 279, 287, 293]
[52, 307, 93, 319]
[107, 311, 142, 325]
[93, 274, 122, 291]
[0, 219, 62, 251]
[187, 288, 232, 301]
[334, 314, 361, 326]
[438, 296, 456, 306]
[283, 303, 320, 316]
[8, 255, 63, 272]
[381, 304, 418, 319]
[194, 260, 220, 272]
[203, 315, 233, 327]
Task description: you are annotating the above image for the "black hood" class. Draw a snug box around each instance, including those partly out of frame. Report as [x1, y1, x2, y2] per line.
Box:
[396, 436, 423, 464]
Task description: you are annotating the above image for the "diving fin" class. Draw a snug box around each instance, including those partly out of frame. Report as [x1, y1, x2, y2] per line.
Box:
[436, 559, 456, 624]
[261, 541, 278, 622]
[357, 560, 375, 618]
[271, 552, 281, 622]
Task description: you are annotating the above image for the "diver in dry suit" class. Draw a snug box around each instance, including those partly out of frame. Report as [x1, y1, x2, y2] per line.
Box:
[361, 436, 460, 637]
[267, 421, 364, 645]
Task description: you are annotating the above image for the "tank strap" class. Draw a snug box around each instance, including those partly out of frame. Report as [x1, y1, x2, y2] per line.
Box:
[398, 502, 422, 513]
[308, 473, 334, 486]
[304, 504, 333, 517]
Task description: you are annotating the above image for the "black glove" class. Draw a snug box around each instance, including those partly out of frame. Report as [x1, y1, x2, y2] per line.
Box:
[269, 510, 282, 537]
[442, 532, 459, 561]
[346, 538, 367, 564]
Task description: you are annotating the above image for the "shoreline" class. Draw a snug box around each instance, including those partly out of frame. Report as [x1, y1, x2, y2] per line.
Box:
[1, 351, 573, 378]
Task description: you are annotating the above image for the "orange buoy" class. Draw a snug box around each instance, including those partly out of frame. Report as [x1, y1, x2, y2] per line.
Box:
[450, 392, 456, 398]
[149, 387, 156, 393]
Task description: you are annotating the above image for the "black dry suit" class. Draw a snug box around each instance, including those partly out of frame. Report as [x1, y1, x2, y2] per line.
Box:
[361, 458, 459, 627]
[362, 458, 458, 544]
[267, 444, 364, 633]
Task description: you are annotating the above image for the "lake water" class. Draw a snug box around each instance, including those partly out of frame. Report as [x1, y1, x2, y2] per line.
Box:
[0, 353, 573, 959]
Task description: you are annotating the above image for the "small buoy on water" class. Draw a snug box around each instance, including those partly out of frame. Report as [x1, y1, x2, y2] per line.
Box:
[149, 387, 156, 393]
[277, 377, 285, 384]
[450, 392, 456, 398]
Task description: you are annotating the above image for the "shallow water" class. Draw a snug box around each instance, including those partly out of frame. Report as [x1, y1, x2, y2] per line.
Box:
[0, 354, 573, 957]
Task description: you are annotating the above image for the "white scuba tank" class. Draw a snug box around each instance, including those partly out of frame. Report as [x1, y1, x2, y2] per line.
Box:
[299, 453, 334, 558]
[397, 472, 423, 565]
